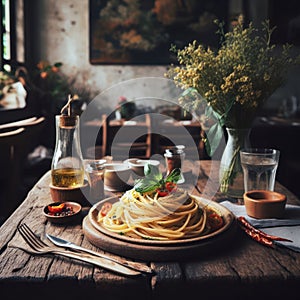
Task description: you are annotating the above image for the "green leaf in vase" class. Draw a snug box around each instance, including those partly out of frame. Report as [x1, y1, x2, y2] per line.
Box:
[206, 122, 223, 157]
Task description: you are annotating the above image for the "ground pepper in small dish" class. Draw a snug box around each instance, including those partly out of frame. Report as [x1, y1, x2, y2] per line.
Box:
[43, 201, 82, 224]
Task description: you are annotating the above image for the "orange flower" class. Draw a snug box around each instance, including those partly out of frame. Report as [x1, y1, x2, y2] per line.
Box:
[51, 66, 59, 73]
[40, 71, 48, 79]
[37, 61, 48, 70]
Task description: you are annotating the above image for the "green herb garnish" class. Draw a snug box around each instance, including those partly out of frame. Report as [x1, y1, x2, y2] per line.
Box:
[134, 164, 181, 193]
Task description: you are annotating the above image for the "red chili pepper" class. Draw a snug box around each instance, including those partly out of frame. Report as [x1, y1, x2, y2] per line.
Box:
[244, 228, 274, 248]
[48, 203, 66, 214]
[165, 182, 177, 192]
[100, 202, 112, 216]
[237, 217, 292, 242]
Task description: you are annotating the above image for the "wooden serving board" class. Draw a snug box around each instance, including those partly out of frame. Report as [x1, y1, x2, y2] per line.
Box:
[82, 216, 237, 262]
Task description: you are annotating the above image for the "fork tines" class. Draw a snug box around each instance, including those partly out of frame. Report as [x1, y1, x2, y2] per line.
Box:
[17, 223, 48, 251]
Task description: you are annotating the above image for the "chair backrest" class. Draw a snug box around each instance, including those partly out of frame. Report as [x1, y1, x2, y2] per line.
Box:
[0, 116, 45, 168]
[0, 127, 25, 140]
[81, 114, 108, 159]
[22, 116, 45, 136]
[0, 126, 27, 217]
[0, 117, 46, 218]
[142, 113, 151, 158]
[107, 113, 152, 159]
[0, 127, 26, 168]
[0, 117, 37, 130]
[0, 116, 45, 130]
[101, 114, 108, 157]
[22, 116, 46, 154]
[151, 116, 204, 159]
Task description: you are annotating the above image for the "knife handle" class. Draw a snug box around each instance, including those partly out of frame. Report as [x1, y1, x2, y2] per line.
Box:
[66, 243, 153, 274]
[52, 250, 141, 276]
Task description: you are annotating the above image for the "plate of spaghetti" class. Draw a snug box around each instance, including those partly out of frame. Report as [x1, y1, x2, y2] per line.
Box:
[88, 188, 234, 246]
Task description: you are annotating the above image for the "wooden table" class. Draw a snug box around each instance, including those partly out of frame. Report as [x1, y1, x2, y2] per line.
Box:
[1, 160, 300, 300]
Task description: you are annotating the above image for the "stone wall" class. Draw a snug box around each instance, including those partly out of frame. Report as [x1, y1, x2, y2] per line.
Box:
[26, 0, 167, 107]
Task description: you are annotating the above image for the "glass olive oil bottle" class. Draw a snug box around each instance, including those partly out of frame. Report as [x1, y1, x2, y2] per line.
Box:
[51, 110, 84, 188]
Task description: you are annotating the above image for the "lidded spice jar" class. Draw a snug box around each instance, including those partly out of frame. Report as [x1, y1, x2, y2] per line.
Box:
[84, 159, 106, 204]
[51, 97, 84, 188]
[164, 145, 185, 183]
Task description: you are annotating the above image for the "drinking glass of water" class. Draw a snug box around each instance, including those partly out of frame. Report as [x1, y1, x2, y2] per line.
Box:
[240, 148, 280, 192]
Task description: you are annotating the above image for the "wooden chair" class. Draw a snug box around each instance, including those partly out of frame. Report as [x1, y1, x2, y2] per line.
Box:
[0, 117, 38, 130]
[107, 113, 152, 160]
[5, 116, 46, 158]
[81, 114, 108, 159]
[152, 116, 206, 159]
[0, 127, 26, 218]
[0, 117, 45, 220]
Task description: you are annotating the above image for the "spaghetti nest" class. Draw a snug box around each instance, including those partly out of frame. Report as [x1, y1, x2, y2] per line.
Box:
[97, 188, 223, 240]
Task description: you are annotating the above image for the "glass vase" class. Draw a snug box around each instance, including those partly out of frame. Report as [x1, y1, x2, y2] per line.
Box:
[219, 128, 251, 198]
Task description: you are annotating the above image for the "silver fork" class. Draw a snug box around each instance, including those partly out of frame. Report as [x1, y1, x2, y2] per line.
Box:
[18, 223, 152, 274]
[17, 223, 141, 276]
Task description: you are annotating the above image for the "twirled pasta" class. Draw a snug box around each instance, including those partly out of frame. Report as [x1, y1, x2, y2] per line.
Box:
[97, 188, 223, 241]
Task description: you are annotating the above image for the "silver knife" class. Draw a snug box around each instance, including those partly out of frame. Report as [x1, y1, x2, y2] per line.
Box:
[12, 244, 140, 276]
[46, 233, 153, 274]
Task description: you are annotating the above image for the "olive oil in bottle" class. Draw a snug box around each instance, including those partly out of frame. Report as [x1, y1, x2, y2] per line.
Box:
[51, 168, 84, 188]
[51, 97, 84, 188]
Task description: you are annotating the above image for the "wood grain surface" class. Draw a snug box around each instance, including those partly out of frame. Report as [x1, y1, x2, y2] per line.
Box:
[1, 160, 300, 300]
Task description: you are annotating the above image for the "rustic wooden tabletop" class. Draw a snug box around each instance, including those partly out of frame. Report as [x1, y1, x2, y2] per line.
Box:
[1, 160, 300, 300]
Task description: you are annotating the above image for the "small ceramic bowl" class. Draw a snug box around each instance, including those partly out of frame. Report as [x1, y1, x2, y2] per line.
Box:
[43, 201, 82, 224]
[104, 163, 131, 191]
[49, 181, 89, 206]
[244, 190, 287, 219]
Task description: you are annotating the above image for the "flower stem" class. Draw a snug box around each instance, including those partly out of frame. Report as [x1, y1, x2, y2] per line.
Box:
[220, 145, 241, 193]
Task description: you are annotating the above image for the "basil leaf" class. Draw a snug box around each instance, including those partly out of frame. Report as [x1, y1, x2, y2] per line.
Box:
[144, 164, 162, 181]
[134, 179, 161, 193]
[134, 164, 180, 193]
[165, 168, 181, 183]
